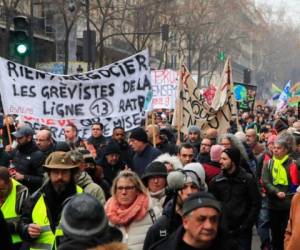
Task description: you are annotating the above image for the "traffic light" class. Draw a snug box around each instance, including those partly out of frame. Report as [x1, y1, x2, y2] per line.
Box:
[161, 24, 169, 41]
[13, 16, 30, 57]
[218, 51, 225, 61]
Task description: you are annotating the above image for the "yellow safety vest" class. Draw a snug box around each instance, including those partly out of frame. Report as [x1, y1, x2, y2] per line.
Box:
[30, 186, 82, 250]
[1, 179, 22, 244]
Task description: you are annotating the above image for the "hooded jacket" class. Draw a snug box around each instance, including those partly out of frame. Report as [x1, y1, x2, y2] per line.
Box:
[76, 171, 106, 205]
[153, 153, 183, 170]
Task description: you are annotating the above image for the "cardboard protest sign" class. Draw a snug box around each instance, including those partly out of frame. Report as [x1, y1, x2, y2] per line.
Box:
[0, 50, 151, 120]
[202, 85, 216, 105]
[173, 58, 237, 135]
[233, 82, 257, 111]
[150, 69, 178, 110]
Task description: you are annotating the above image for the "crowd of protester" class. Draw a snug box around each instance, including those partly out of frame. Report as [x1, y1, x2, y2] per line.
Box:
[0, 105, 300, 250]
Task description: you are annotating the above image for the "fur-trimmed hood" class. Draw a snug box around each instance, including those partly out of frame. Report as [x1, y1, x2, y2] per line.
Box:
[154, 153, 183, 170]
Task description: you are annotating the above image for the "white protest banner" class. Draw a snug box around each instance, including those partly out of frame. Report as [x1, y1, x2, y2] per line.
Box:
[150, 69, 178, 110]
[0, 50, 151, 120]
[172, 59, 237, 134]
[21, 111, 146, 141]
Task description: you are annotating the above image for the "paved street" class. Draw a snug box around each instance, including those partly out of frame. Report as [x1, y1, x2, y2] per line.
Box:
[252, 228, 261, 250]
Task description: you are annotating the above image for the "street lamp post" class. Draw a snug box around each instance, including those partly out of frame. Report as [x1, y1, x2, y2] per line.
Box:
[85, 0, 91, 71]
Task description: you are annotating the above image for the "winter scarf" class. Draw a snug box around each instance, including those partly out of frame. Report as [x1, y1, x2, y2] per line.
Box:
[149, 188, 165, 200]
[105, 193, 149, 226]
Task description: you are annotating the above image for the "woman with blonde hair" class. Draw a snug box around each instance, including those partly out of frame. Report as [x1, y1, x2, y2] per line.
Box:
[105, 170, 159, 250]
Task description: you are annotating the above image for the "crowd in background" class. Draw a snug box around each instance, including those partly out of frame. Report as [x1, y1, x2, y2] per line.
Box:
[0, 104, 300, 250]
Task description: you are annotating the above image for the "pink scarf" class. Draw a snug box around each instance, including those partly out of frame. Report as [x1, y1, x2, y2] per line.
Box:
[105, 193, 149, 226]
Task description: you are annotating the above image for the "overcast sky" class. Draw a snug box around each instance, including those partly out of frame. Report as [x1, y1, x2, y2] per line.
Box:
[255, 0, 300, 23]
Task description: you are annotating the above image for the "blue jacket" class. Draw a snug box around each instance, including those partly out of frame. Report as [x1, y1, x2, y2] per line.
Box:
[132, 144, 161, 177]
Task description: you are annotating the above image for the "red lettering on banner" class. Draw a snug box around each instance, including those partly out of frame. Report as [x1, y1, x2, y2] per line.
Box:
[21, 116, 74, 128]
[58, 120, 67, 127]
[152, 69, 178, 85]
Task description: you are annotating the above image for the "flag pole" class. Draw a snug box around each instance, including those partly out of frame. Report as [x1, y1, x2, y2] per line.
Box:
[152, 111, 156, 147]
[4, 115, 12, 145]
[145, 111, 149, 127]
[176, 65, 184, 145]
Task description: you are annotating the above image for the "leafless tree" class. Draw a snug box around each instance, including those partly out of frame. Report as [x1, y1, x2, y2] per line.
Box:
[88, 0, 126, 67]
[164, 0, 253, 86]
[253, 2, 300, 97]
[51, 0, 82, 74]
[111, 0, 165, 52]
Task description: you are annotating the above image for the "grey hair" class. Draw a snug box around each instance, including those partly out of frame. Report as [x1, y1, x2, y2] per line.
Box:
[275, 132, 295, 153]
[218, 133, 249, 161]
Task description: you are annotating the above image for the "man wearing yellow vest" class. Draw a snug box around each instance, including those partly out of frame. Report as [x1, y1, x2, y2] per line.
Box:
[0, 166, 28, 250]
[18, 151, 82, 250]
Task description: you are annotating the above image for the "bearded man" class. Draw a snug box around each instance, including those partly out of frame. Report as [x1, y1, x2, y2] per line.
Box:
[18, 151, 82, 250]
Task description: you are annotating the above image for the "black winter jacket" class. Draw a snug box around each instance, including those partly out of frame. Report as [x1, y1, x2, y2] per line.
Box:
[109, 139, 133, 168]
[10, 141, 45, 193]
[143, 198, 182, 250]
[41, 141, 70, 159]
[0, 148, 10, 167]
[150, 226, 237, 250]
[95, 157, 126, 185]
[209, 167, 261, 232]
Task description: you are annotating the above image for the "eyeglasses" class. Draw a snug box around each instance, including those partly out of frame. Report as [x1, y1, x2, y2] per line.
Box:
[201, 143, 211, 147]
[116, 186, 136, 191]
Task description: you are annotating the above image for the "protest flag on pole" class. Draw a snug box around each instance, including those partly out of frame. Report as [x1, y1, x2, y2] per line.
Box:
[272, 83, 282, 100]
[276, 80, 291, 113]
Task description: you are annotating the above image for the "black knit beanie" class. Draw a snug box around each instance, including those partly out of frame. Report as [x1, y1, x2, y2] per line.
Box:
[129, 128, 148, 143]
[223, 147, 240, 167]
[183, 191, 221, 216]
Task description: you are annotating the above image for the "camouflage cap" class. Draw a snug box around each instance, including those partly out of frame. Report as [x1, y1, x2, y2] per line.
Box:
[44, 151, 80, 169]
